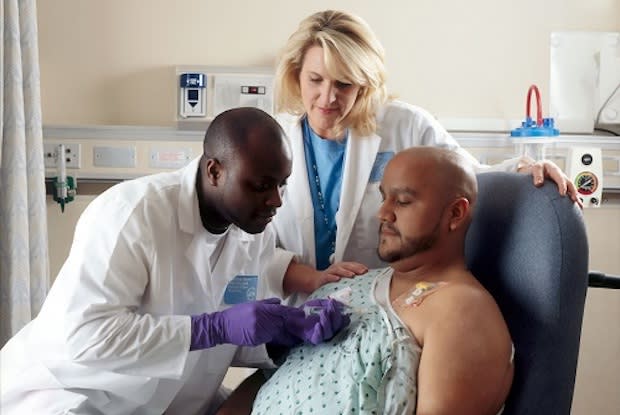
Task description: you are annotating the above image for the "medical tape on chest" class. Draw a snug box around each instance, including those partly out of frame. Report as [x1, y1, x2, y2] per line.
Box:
[393, 281, 447, 309]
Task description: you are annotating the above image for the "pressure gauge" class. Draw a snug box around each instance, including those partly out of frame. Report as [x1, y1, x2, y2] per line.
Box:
[574, 171, 599, 195]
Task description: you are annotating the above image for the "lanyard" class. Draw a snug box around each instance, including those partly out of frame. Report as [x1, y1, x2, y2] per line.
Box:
[302, 117, 347, 270]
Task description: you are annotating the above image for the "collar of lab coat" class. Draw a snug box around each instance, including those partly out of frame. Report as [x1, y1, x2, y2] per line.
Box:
[178, 156, 203, 235]
[335, 127, 381, 262]
[286, 116, 381, 264]
[286, 118, 316, 263]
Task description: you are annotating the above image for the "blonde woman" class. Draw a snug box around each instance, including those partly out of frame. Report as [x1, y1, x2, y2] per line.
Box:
[267, 10, 579, 297]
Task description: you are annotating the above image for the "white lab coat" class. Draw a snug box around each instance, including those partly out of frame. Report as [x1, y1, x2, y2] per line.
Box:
[268, 100, 521, 273]
[0, 157, 287, 415]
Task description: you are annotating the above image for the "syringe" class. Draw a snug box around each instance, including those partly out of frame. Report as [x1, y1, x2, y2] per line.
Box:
[303, 304, 366, 316]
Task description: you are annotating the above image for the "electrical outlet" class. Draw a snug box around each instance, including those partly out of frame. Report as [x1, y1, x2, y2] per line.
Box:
[44, 143, 81, 169]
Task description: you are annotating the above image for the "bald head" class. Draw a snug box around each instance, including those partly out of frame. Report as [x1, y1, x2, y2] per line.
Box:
[203, 107, 288, 163]
[196, 107, 292, 235]
[377, 147, 478, 267]
[389, 147, 477, 210]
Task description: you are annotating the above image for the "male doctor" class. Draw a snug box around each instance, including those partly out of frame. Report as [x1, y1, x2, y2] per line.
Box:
[0, 107, 349, 415]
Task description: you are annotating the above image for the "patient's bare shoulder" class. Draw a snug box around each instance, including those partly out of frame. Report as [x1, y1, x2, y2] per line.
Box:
[393, 273, 508, 346]
[394, 273, 514, 414]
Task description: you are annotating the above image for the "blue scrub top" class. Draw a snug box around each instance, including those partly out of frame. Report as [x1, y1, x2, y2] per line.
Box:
[302, 117, 347, 270]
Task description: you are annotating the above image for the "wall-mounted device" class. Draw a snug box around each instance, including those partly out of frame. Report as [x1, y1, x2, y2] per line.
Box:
[179, 72, 206, 118]
[45, 143, 77, 212]
[566, 147, 604, 208]
[175, 66, 274, 130]
[550, 31, 620, 134]
[212, 74, 273, 116]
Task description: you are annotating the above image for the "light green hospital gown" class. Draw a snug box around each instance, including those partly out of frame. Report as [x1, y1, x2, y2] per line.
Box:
[251, 268, 421, 415]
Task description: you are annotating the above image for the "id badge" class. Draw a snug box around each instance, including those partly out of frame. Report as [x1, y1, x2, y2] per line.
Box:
[223, 275, 258, 305]
[369, 151, 394, 183]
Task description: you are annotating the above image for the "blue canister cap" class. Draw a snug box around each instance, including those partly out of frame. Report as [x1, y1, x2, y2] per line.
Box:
[510, 117, 560, 137]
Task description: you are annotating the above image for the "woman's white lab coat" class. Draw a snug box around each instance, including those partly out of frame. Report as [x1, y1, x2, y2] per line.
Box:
[268, 101, 520, 276]
[0, 157, 284, 415]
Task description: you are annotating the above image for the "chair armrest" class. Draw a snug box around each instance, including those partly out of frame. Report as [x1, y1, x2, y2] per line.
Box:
[588, 272, 620, 289]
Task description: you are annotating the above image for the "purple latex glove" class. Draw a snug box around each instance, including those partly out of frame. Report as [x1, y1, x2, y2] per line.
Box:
[293, 298, 351, 345]
[190, 298, 304, 350]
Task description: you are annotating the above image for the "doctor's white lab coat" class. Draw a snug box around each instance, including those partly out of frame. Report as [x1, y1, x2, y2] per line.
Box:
[269, 100, 521, 272]
[0, 157, 287, 415]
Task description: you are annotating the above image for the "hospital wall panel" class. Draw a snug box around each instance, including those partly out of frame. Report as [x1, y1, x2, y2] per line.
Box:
[36, 0, 620, 128]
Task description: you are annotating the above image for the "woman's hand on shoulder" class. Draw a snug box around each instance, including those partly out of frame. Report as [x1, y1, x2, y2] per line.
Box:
[517, 158, 583, 209]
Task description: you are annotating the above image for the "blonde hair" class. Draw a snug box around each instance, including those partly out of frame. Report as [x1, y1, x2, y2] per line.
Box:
[275, 10, 389, 136]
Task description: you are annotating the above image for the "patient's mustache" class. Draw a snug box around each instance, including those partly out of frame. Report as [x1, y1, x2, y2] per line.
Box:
[380, 223, 399, 235]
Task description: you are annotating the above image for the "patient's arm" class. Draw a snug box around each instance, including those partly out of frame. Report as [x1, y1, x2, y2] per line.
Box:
[215, 371, 266, 415]
[404, 281, 514, 415]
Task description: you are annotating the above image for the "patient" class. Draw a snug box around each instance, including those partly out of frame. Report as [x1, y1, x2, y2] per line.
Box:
[218, 147, 514, 415]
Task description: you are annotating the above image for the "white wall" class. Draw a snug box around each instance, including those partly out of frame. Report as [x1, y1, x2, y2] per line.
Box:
[37, 0, 620, 127]
[572, 208, 620, 415]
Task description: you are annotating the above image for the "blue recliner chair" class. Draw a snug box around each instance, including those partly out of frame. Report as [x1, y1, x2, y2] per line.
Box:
[465, 172, 589, 415]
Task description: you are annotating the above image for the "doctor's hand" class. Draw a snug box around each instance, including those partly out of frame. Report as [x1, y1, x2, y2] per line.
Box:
[517, 158, 583, 209]
[268, 298, 351, 347]
[297, 298, 351, 344]
[271, 299, 351, 347]
[190, 298, 307, 350]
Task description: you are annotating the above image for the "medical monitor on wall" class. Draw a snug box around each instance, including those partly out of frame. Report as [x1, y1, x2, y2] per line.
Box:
[550, 32, 620, 135]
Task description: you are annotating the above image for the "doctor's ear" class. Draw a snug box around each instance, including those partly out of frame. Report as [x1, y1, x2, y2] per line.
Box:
[205, 158, 223, 186]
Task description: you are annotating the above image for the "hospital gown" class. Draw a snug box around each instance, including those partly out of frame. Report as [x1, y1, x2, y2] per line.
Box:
[251, 268, 421, 414]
